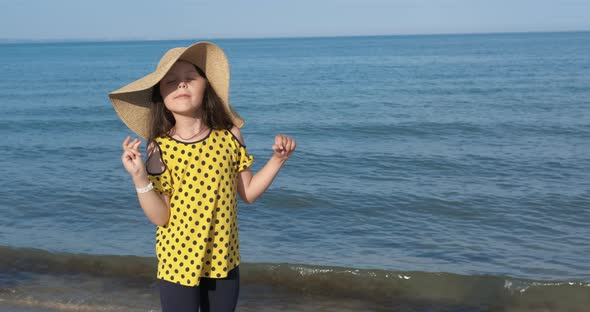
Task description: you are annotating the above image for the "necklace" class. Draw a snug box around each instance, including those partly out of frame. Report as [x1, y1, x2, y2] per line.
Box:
[173, 125, 208, 141]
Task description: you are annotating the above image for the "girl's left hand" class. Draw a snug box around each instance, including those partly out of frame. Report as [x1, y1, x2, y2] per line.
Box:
[272, 134, 296, 160]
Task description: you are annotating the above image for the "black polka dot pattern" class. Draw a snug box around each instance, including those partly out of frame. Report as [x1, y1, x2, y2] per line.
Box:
[146, 129, 254, 286]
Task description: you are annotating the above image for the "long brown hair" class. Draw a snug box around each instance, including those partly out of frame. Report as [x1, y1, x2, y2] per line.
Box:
[146, 64, 241, 150]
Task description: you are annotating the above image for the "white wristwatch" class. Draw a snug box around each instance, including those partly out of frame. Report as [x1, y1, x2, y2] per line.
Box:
[136, 182, 154, 193]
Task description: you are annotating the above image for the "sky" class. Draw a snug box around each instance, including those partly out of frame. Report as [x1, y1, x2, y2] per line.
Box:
[1, 0, 589, 41]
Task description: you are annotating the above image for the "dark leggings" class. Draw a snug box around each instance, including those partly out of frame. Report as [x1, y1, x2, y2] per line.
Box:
[158, 266, 240, 312]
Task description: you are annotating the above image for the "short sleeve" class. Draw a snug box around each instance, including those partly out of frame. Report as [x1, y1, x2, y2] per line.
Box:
[147, 170, 173, 197]
[236, 144, 255, 172]
[146, 141, 174, 197]
[229, 129, 255, 172]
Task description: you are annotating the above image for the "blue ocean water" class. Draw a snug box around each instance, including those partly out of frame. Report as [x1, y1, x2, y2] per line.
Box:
[0, 31, 589, 310]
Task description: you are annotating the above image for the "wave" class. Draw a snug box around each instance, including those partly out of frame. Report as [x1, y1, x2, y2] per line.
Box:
[1, 245, 589, 311]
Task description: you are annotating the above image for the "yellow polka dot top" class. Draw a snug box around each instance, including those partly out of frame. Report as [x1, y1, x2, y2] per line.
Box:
[146, 128, 254, 286]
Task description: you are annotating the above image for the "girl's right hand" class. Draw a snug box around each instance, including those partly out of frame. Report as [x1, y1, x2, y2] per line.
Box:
[121, 136, 147, 178]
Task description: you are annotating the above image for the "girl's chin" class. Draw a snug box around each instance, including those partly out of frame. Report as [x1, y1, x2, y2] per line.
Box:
[168, 106, 203, 116]
[169, 98, 194, 105]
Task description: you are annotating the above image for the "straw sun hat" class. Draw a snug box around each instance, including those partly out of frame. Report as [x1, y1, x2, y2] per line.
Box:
[108, 41, 244, 139]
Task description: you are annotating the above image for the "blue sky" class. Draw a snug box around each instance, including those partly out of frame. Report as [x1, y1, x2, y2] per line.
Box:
[1, 0, 589, 40]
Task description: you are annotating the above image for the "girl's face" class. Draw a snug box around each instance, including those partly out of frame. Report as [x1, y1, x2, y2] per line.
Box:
[159, 60, 207, 116]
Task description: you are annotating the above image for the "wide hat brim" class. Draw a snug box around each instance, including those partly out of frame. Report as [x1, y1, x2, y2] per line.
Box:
[108, 41, 244, 139]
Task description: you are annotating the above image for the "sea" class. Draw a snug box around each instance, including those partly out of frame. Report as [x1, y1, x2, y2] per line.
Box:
[0, 31, 589, 311]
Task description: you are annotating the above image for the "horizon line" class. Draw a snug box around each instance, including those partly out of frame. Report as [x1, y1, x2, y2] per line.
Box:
[1, 29, 589, 44]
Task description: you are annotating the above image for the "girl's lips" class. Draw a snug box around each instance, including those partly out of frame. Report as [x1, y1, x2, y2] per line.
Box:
[174, 94, 190, 99]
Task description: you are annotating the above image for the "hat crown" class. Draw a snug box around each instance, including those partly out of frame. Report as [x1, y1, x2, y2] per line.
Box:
[157, 47, 186, 70]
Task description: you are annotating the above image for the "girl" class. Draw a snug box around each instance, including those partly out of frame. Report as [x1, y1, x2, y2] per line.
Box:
[108, 42, 296, 312]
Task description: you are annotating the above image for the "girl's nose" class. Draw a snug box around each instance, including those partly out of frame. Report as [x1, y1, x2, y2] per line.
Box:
[178, 81, 188, 88]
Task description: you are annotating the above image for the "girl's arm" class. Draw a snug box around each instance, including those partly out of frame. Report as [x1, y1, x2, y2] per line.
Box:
[132, 173, 171, 226]
[122, 137, 170, 226]
[231, 127, 296, 204]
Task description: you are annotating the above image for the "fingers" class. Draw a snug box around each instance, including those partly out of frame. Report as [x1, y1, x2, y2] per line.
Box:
[122, 136, 143, 159]
[285, 138, 295, 156]
[274, 134, 296, 157]
[281, 136, 287, 150]
[286, 138, 295, 154]
[122, 136, 130, 149]
[122, 151, 143, 166]
[272, 144, 282, 154]
[123, 136, 141, 148]
[274, 135, 283, 151]
[275, 134, 288, 151]
[121, 150, 138, 163]
[133, 139, 142, 152]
